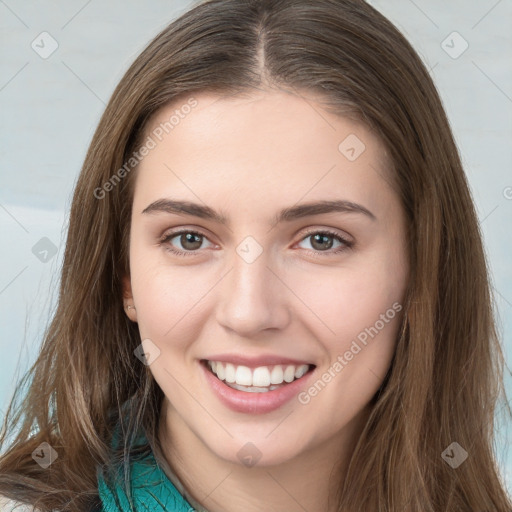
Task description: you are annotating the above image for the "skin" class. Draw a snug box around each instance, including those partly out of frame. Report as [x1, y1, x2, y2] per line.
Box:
[122, 88, 409, 512]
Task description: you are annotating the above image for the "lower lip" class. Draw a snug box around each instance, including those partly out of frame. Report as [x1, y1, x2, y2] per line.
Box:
[200, 360, 316, 414]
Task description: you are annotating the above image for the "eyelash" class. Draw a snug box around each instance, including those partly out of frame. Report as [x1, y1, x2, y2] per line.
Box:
[160, 228, 354, 258]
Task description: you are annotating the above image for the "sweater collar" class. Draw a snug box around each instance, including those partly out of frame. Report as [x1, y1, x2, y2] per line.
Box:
[97, 425, 198, 512]
[97, 449, 197, 512]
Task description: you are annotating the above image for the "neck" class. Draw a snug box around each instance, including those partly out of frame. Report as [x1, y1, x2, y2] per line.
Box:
[158, 399, 369, 512]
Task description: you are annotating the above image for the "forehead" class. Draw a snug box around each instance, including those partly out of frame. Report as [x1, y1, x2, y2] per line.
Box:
[134, 89, 396, 220]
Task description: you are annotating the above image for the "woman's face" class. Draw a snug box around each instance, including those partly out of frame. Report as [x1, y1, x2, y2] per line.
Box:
[124, 89, 409, 466]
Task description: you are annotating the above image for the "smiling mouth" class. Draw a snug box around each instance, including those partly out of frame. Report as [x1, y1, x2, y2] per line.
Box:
[201, 359, 316, 393]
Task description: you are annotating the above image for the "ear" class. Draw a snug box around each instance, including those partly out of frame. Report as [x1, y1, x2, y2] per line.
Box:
[122, 274, 137, 322]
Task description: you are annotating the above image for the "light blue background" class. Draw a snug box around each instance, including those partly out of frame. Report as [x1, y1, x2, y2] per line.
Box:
[1, 0, 511, 494]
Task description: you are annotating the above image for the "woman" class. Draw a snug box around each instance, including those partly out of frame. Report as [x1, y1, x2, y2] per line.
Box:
[0, 0, 510, 510]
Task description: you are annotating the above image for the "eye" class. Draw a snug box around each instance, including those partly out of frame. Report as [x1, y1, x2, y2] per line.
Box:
[160, 228, 353, 258]
[160, 230, 214, 257]
[296, 229, 353, 256]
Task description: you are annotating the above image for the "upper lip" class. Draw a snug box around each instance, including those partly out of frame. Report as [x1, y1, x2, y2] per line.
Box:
[201, 354, 315, 368]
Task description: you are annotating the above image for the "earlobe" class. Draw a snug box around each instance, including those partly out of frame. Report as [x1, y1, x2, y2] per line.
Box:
[124, 303, 137, 322]
[122, 275, 137, 322]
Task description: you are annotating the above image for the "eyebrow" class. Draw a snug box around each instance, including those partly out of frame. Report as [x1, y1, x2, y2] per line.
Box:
[141, 198, 376, 226]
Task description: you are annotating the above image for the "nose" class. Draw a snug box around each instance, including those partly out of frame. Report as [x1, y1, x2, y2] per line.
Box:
[215, 248, 291, 337]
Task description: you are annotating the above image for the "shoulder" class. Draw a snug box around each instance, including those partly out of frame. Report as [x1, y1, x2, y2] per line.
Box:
[0, 496, 35, 511]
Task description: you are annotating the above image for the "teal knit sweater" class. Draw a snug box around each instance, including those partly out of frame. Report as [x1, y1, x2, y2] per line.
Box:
[97, 447, 196, 511]
[97, 426, 197, 512]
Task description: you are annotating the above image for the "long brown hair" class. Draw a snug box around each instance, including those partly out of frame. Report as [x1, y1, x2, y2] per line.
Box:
[1, 0, 510, 510]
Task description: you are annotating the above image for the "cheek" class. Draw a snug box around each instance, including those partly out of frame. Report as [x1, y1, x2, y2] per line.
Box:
[289, 256, 405, 347]
[295, 265, 404, 424]
[129, 249, 217, 343]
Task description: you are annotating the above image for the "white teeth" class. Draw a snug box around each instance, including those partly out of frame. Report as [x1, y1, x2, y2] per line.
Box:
[225, 363, 236, 383]
[207, 361, 310, 389]
[295, 365, 308, 379]
[283, 365, 295, 383]
[270, 365, 284, 384]
[228, 383, 282, 393]
[235, 365, 252, 386]
[252, 367, 271, 387]
[216, 362, 226, 381]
